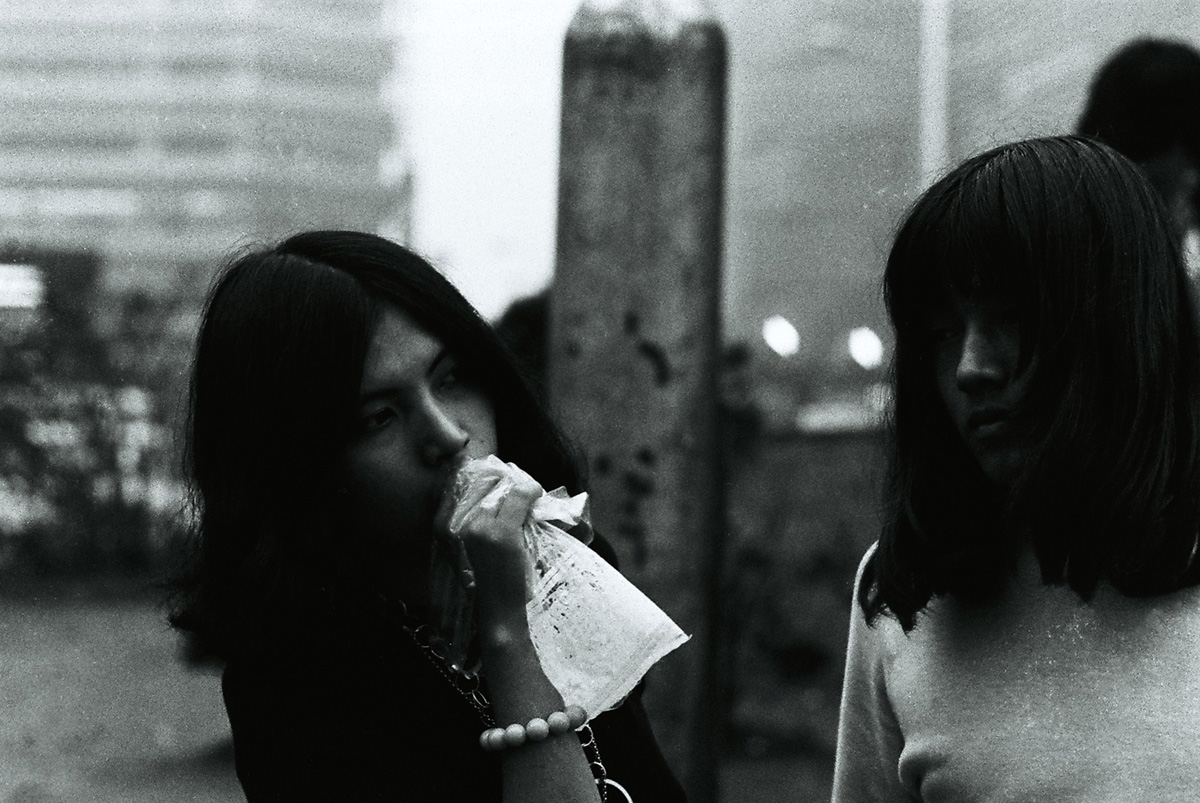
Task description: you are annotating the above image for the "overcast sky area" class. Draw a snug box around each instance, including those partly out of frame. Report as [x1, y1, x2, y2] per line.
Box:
[391, 0, 578, 321]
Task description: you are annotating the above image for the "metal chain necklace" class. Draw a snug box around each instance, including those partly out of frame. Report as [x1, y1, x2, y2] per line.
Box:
[403, 618, 496, 727]
[393, 598, 611, 801]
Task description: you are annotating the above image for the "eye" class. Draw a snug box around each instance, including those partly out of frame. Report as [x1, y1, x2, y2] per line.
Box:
[1000, 312, 1024, 334]
[437, 366, 462, 390]
[929, 326, 957, 343]
[925, 319, 962, 343]
[986, 304, 1022, 326]
[358, 406, 397, 434]
[433, 359, 479, 396]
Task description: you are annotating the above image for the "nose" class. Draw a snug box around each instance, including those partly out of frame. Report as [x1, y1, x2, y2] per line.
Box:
[956, 320, 1009, 395]
[417, 395, 470, 467]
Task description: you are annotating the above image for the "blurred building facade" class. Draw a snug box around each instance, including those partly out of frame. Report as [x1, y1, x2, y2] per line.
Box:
[717, 0, 1200, 431]
[0, 0, 409, 303]
[717, 0, 921, 370]
[947, 1, 1200, 165]
[0, 0, 410, 568]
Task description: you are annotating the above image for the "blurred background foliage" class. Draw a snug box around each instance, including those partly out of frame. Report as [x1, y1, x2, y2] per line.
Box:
[0, 247, 191, 588]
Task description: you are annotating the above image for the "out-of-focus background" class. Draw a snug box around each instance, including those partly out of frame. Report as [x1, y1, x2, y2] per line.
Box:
[1, 1, 1197, 801]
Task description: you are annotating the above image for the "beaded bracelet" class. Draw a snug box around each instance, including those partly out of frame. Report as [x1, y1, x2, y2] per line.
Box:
[478, 704, 589, 751]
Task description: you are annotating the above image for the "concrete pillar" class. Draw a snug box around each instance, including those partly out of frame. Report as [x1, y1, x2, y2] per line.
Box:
[548, 2, 726, 800]
[918, 0, 950, 185]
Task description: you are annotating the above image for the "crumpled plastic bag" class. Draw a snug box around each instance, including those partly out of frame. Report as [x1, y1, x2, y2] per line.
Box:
[438, 455, 690, 719]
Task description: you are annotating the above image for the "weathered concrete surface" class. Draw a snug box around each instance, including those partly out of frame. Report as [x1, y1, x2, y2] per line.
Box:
[549, 1, 727, 799]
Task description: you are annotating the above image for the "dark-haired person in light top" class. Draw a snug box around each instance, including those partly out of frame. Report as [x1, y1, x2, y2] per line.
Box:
[833, 136, 1200, 802]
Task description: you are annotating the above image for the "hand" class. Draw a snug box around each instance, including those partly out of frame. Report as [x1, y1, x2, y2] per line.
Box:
[435, 461, 543, 622]
[435, 461, 602, 803]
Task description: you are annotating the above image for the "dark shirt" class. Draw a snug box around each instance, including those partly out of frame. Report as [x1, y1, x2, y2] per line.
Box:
[221, 537, 686, 801]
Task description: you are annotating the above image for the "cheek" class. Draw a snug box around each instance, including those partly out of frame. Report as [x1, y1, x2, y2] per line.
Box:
[456, 397, 499, 457]
[342, 448, 436, 549]
[932, 350, 961, 416]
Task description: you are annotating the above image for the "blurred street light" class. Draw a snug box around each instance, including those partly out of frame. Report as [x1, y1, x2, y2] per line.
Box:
[0, 264, 43, 309]
[848, 326, 884, 369]
[762, 315, 800, 357]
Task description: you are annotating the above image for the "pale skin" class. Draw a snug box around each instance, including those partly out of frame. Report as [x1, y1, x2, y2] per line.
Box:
[344, 304, 599, 802]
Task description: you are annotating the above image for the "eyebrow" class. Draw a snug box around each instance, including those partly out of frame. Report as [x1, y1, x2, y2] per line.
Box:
[356, 347, 453, 407]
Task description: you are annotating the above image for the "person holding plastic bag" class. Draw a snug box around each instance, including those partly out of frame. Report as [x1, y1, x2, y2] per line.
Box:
[170, 230, 687, 802]
[833, 137, 1200, 801]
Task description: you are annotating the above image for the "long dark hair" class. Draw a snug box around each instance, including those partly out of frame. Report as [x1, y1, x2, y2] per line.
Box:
[863, 136, 1200, 631]
[171, 231, 583, 658]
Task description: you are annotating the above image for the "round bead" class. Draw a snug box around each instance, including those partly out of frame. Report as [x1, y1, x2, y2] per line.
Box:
[565, 704, 588, 729]
[502, 722, 527, 748]
[546, 711, 572, 734]
[496, 728, 513, 751]
[525, 717, 550, 741]
[493, 728, 513, 751]
[480, 727, 506, 751]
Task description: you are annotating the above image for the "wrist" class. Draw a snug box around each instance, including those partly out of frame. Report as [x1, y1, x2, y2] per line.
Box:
[477, 614, 533, 652]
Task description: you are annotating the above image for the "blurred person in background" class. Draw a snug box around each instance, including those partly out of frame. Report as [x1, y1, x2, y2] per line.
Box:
[1078, 37, 1200, 264]
[169, 231, 684, 802]
[494, 291, 549, 403]
[832, 137, 1200, 801]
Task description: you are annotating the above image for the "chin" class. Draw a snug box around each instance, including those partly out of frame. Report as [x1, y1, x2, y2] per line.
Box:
[979, 455, 1023, 489]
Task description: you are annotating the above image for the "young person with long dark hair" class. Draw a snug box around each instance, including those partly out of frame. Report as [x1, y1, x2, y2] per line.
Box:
[833, 136, 1200, 801]
[170, 231, 684, 802]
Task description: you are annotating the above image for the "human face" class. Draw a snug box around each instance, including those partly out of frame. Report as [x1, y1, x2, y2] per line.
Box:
[342, 305, 497, 588]
[929, 296, 1032, 488]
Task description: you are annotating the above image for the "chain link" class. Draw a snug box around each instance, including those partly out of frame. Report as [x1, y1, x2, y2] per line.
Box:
[394, 596, 612, 801]
[578, 723, 609, 803]
[402, 620, 496, 728]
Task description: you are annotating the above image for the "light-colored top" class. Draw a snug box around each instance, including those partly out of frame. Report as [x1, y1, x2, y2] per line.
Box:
[832, 543, 1200, 803]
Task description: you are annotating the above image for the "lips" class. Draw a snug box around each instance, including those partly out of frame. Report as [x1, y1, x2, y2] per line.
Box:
[966, 406, 1011, 433]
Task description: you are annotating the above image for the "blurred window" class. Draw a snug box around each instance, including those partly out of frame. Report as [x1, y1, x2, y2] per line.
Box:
[1, 56, 139, 77]
[0, 264, 44, 309]
[35, 189, 144, 219]
[163, 131, 230, 153]
[182, 190, 228, 218]
[165, 55, 234, 76]
[0, 132, 140, 151]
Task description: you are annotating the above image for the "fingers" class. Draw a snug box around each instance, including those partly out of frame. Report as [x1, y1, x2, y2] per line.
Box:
[477, 473, 541, 514]
[442, 458, 545, 570]
[432, 478, 458, 536]
[445, 474, 501, 536]
[460, 473, 541, 543]
[442, 461, 544, 613]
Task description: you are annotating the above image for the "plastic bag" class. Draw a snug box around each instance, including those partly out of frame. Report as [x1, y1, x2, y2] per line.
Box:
[436, 455, 690, 719]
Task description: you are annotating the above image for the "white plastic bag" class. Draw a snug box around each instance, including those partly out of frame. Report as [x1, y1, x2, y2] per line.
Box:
[448, 455, 690, 719]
